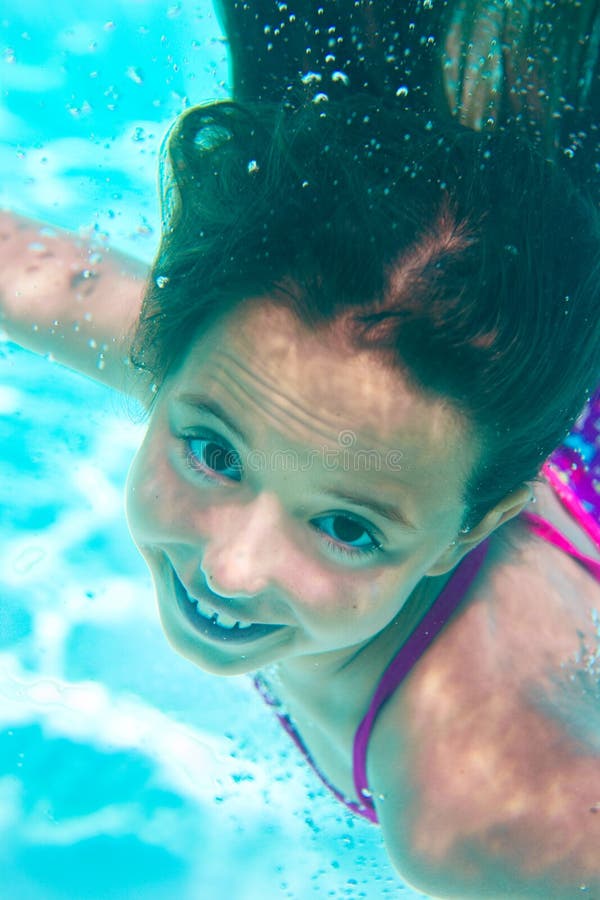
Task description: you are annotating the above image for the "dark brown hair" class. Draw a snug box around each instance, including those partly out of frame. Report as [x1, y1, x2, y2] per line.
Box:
[130, 96, 600, 528]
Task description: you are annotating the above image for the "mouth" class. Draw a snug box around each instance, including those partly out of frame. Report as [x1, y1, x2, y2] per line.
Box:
[172, 570, 285, 645]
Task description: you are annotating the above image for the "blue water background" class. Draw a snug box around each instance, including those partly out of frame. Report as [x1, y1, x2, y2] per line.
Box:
[0, 3, 424, 897]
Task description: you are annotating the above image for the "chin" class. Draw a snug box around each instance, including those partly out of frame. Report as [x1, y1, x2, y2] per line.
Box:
[155, 593, 291, 677]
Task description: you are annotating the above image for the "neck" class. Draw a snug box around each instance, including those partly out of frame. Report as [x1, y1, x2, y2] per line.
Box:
[265, 567, 456, 708]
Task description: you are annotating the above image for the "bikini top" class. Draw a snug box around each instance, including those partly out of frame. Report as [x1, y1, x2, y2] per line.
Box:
[254, 460, 600, 824]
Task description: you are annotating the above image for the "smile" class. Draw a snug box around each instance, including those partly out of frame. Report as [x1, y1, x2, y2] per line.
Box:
[172, 571, 285, 644]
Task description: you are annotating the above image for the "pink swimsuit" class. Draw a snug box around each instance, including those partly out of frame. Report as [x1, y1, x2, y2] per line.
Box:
[254, 389, 600, 824]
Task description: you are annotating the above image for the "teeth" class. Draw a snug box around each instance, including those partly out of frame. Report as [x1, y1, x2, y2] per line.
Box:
[215, 609, 241, 629]
[187, 591, 244, 630]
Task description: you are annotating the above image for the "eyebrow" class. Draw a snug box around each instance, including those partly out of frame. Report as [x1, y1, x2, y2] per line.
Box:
[178, 395, 249, 445]
[177, 393, 418, 531]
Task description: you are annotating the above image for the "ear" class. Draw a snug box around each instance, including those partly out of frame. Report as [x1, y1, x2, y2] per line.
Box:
[426, 483, 534, 577]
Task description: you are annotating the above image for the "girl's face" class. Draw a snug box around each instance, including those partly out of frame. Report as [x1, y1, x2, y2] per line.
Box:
[126, 298, 476, 677]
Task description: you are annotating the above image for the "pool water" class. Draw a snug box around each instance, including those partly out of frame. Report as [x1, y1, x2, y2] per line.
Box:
[0, 4, 423, 898]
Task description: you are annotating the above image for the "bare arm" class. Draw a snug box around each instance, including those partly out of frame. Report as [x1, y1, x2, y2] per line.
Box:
[0, 211, 149, 398]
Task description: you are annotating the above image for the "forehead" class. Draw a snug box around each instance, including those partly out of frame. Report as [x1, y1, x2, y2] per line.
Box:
[170, 298, 476, 485]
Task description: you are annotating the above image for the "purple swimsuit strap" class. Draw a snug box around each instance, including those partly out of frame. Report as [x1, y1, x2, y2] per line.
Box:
[253, 672, 377, 821]
[353, 501, 600, 818]
[541, 461, 600, 550]
[254, 538, 492, 825]
[522, 509, 600, 579]
[352, 537, 491, 817]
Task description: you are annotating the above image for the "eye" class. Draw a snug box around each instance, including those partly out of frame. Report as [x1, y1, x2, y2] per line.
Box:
[312, 513, 383, 560]
[183, 432, 242, 482]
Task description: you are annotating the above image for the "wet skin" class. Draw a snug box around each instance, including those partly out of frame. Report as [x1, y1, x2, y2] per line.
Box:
[125, 296, 497, 684]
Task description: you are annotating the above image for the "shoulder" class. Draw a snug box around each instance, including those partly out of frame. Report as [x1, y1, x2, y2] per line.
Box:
[367, 510, 600, 897]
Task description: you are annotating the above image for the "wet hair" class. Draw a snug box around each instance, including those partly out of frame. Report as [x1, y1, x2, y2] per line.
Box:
[130, 96, 600, 529]
[217, 0, 600, 203]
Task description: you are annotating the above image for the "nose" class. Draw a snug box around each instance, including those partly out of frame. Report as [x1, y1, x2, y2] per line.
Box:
[200, 492, 287, 599]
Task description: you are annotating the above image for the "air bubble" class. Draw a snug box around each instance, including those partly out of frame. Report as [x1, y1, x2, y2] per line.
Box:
[126, 66, 144, 85]
[396, 85, 409, 97]
[194, 124, 232, 153]
[156, 275, 170, 288]
[136, 218, 153, 236]
[331, 70, 349, 86]
[301, 71, 322, 85]
[247, 159, 259, 174]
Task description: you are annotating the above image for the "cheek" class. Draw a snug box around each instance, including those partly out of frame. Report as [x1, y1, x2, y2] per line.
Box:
[125, 434, 222, 546]
[125, 443, 155, 539]
[125, 435, 180, 536]
[293, 565, 398, 630]
[324, 569, 417, 646]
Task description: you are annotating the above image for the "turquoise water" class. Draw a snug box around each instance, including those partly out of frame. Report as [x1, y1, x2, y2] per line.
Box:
[0, 4, 422, 898]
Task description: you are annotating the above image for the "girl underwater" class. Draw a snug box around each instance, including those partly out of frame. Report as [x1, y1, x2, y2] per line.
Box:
[2, 3, 600, 897]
